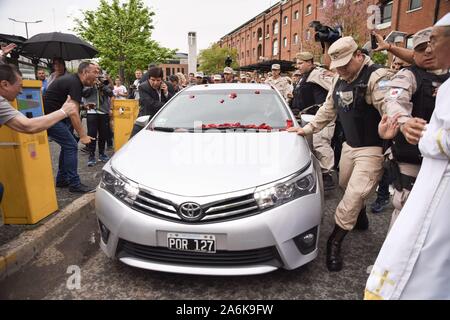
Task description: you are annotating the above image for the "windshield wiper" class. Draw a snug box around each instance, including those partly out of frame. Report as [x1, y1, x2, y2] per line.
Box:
[152, 127, 175, 132]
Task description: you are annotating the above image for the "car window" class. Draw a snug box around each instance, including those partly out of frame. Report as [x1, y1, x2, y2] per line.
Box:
[150, 89, 291, 130]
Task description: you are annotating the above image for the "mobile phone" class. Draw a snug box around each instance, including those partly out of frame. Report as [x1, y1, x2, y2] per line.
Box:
[371, 34, 378, 50]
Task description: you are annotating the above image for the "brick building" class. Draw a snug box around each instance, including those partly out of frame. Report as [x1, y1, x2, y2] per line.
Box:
[218, 0, 450, 69]
[158, 52, 189, 80]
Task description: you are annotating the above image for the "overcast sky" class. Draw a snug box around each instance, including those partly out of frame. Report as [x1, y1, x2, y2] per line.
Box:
[0, 0, 277, 53]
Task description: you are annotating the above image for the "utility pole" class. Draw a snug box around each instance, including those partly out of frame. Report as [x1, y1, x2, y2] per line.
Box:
[8, 18, 43, 39]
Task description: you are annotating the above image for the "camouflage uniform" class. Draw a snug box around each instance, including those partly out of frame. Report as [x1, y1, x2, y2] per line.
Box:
[266, 76, 292, 100]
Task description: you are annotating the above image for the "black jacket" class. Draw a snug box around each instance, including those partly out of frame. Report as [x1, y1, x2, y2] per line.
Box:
[140, 71, 176, 95]
[138, 80, 174, 117]
[292, 69, 328, 113]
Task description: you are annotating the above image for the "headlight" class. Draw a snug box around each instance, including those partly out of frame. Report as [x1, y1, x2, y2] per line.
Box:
[254, 168, 316, 210]
[100, 169, 139, 205]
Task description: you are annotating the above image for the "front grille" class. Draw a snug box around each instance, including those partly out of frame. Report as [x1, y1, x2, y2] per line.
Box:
[132, 191, 260, 223]
[117, 239, 282, 267]
[132, 191, 180, 220]
[203, 194, 259, 222]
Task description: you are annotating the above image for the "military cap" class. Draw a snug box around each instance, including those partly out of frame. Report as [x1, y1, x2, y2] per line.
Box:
[412, 27, 432, 50]
[328, 36, 358, 70]
[296, 52, 314, 61]
[271, 64, 281, 70]
[223, 67, 234, 74]
[435, 12, 450, 26]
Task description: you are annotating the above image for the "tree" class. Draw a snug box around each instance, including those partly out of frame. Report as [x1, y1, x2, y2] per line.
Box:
[73, 0, 175, 83]
[303, 0, 370, 67]
[372, 51, 388, 66]
[323, 0, 369, 45]
[198, 44, 239, 75]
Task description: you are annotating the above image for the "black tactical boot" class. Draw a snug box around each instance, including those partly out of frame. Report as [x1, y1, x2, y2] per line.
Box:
[326, 224, 348, 272]
[354, 206, 369, 231]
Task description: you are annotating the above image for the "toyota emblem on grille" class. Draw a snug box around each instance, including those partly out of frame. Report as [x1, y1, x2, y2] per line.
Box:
[179, 202, 203, 221]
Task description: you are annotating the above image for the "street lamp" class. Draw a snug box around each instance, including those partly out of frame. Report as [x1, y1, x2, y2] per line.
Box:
[225, 56, 232, 67]
[8, 18, 43, 39]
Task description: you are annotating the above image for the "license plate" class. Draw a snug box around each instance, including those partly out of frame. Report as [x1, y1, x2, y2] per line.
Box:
[167, 233, 216, 253]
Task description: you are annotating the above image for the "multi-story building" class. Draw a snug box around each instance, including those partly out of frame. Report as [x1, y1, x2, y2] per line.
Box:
[218, 0, 450, 69]
[158, 52, 189, 80]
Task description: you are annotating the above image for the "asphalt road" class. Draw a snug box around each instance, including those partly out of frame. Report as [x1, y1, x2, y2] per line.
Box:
[0, 186, 393, 300]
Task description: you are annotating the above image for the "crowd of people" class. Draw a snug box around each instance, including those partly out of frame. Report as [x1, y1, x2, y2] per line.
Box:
[0, 12, 449, 299]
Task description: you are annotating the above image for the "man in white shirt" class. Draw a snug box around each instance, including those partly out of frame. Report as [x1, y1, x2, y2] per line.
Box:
[131, 69, 143, 100]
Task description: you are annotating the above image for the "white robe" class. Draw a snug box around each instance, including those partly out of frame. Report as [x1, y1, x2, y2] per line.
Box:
[365, 78, 450, 300]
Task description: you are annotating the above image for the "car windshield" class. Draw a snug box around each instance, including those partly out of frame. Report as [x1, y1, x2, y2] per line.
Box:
[149, 89, 292, 131]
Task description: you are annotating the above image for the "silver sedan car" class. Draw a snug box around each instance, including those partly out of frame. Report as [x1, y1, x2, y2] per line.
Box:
[96, 83, 324, 276]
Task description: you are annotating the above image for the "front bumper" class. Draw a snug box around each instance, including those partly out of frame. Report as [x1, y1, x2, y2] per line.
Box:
[95, 187, 322, 276]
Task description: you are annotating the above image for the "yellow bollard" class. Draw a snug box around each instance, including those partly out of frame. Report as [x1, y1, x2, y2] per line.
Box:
[0, 80, 58, 224]
[111, 99, 139, 152]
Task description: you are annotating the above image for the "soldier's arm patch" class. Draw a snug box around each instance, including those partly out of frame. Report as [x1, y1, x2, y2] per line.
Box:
[389, 88, 404, 98]
[378, 80, 389, 88]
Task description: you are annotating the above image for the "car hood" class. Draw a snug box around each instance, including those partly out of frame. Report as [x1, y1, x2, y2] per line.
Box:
[111, 130, 312, 197]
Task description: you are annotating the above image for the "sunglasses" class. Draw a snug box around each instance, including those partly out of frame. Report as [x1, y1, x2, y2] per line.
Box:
[414, 42, 430, 53]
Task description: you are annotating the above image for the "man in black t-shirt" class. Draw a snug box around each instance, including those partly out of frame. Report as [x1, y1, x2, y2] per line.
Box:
[44, 62, 98, 193]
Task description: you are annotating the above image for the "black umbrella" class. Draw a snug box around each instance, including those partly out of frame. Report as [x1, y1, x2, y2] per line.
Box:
[21, 32, 98, 60]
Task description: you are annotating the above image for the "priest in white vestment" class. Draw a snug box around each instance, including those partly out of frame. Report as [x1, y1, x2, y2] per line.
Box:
[365, 13, 450, 300]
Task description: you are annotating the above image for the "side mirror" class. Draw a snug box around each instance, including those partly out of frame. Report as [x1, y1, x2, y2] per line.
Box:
[135, 115, 150, 128]
[300, 114, 315, 127]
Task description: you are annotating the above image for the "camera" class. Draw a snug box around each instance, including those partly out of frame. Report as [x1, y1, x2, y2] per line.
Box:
[97, 76, 109, 86]
[309, 21, 342, 48]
